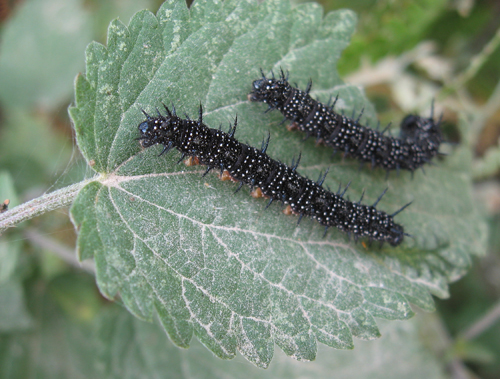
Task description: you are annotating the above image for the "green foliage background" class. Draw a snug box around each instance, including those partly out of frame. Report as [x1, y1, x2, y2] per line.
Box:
[0, 0, 499, 377]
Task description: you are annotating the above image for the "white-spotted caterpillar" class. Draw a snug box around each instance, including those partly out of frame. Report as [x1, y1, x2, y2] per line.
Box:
[137, 104, 410, 246]
[249, 70, 444, 173]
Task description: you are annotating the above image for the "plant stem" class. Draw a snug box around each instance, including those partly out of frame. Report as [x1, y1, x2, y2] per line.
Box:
[23, 228, 95, 273]
[462, 299, 500, 341]
[443, 25, 500, 96]
[0, 180, 91, 235]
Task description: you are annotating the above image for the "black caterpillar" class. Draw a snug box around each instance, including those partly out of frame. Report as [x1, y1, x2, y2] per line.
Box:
[137, 104, 409, 246]
[249, 70, 444, 173]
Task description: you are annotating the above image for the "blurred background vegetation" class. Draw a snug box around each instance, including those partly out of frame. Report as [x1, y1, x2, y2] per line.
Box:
[0, 0, 499, 377]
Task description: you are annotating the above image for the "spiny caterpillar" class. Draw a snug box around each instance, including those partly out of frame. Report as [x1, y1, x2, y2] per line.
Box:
[137, 104, 410, 246]
[249, 70, 444, 173]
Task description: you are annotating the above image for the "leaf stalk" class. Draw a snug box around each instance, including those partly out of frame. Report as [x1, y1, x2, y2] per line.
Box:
[0, 179, 92, 235]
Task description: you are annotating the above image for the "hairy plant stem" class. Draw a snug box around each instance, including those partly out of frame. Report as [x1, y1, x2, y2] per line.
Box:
[0, 179, 92, 235]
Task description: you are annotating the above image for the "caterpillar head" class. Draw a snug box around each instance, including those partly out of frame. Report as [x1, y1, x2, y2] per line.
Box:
[387, 222, 405, 246]
[138, 106, 181, 149]
[399, 114, 443, 145]
[361, 209, 406, 246]
[249, 69, 291, 109]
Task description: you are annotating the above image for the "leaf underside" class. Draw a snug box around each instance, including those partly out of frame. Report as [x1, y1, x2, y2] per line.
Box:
[69, 0, 487, 368]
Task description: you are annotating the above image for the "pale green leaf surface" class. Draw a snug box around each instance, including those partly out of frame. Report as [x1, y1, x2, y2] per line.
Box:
[69, 0, 487, 367]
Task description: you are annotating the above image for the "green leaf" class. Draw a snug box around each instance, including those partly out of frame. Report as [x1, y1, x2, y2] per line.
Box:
[69, 0, 487, 367]
[0, 280, 33, 332]
[0, 275, 447, 379]
[0, 112, 73, 191]
[91, 308, 448, 379]
[0, 171, 19, 210]
[0, 172, 33, 332]
[0, 236, 22, 286]
[337, 0, 449, 73]
[473, 145, 500, 179]
[89, 0, 162, 42]
[0, 0, 92, 110]
[0, 275, 100, 379]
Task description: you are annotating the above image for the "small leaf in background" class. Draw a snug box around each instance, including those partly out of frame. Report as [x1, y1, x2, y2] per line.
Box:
[68, 0, 488, 367]
[0, 112, 73, 191]
[0, 281, 33, 332]
[0, 0, 93, 110]
[0, 171, 19, 210]
[330, 0, 449, 75]
[0, 172, 33, 333]
[0, 235, 22, 286]
[473, 145, 500, 179]
[0, 276, 99, 379]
